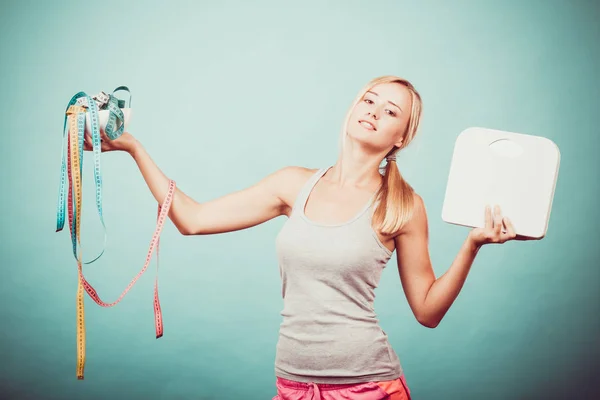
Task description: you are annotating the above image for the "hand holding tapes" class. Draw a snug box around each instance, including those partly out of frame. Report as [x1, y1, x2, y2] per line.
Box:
[83, 128, 137, 153]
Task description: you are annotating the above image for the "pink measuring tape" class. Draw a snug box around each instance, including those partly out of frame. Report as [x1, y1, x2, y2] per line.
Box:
[58, 91, 176, 380]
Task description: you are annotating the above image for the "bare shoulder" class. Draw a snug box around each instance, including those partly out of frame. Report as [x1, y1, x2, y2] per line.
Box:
[274, 166, 319, 217]
[411, 191, 427, 216]
[394, 190, 428, 238]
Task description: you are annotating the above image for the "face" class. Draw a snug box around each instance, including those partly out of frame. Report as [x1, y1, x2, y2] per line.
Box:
[346, 82, 413, 152]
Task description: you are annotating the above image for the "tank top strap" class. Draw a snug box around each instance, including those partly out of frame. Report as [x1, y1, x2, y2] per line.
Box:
[290, 167, 330, 217]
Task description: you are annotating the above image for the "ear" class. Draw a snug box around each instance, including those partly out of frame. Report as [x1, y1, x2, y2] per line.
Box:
[394, 138, 403, 148]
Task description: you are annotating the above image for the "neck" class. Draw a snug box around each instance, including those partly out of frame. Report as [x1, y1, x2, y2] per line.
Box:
[329, 147, 384, 192]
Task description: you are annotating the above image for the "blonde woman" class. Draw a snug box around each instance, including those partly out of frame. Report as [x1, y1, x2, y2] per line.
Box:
[85, 76, 522, 400]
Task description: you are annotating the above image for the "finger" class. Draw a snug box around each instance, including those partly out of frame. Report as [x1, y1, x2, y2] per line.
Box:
[484, 205, 492, 230]
[499, 217, 514, 243]
[100, 137, 112, 151]
[90, 131, 104, 147]
[100, 128, 109, 143]
[83, 133, 93, 151]
[493, 205, 503, 237]
[503, 217, 517, 240]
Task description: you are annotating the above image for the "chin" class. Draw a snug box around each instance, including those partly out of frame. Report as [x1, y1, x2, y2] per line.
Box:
[345, 129, 376, 149]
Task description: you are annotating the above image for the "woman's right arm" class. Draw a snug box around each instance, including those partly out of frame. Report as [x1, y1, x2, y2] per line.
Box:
[128, 139, 290, 236]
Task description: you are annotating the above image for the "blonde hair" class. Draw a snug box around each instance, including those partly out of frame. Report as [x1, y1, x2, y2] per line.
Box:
[339, 75, 423, 235]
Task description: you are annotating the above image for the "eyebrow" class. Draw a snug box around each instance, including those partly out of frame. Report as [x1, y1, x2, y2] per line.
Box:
[366, 91, 403, 113]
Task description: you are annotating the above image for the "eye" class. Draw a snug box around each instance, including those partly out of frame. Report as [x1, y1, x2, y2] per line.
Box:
[364, 98, 396, 117]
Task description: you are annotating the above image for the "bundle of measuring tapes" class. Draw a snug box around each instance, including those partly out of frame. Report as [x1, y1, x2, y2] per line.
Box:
[55, 86, 176, 380]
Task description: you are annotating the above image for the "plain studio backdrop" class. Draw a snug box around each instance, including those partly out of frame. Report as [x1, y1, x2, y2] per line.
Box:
[0, 0, 598, 399]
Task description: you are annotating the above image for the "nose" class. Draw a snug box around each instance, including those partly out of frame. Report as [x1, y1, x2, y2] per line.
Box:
[367, 111, 378, 120]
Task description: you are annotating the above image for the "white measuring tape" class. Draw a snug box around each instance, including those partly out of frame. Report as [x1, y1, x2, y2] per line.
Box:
[56, 86, 175, 380]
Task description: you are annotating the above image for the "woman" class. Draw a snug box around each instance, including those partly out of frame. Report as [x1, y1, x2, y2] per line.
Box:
[85, 75, 523, 400]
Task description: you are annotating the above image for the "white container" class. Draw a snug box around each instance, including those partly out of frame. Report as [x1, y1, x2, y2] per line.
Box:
[84, 108, 132, 138]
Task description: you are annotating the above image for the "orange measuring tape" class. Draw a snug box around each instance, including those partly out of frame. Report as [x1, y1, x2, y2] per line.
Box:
[57, 90, 175, 380]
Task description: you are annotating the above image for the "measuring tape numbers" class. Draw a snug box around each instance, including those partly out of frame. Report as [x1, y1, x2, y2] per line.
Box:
[57, 87, 175, 380]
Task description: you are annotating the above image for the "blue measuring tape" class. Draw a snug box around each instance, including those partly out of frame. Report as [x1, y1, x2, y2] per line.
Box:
[56, 87, 175, 380]
[56, 86, 132, 264]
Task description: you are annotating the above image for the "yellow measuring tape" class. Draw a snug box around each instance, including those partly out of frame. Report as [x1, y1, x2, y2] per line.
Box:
[62, 98, 175, 380]
[67, 105, 87, 379]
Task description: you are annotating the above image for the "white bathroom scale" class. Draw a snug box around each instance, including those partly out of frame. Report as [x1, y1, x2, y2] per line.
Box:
[441, 127, 560, 239]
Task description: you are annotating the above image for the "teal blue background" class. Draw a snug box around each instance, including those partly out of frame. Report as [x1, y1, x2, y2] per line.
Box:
[1, 0, 598, 399]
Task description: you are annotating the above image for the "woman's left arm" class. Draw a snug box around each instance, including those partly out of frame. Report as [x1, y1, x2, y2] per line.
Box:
[394, 194, 521, 328]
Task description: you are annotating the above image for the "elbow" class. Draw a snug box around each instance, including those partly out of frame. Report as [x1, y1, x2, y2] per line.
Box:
[178, 224, 194, 236]
[417, 313, 440, 329]
[175, 199, 202, 236]
[420, 320, 439, 329]
[419, 318, 439, 329]
[179, 224, 205, 236]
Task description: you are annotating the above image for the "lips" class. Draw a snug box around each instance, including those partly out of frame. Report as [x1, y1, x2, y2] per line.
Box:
[358, 120, 377, 131]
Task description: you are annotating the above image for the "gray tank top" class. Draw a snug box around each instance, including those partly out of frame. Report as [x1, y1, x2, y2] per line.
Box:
[274, 166, 403, 384]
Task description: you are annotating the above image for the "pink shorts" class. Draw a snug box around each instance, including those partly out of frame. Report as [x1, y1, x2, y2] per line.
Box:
[272, 374, 411, 400]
